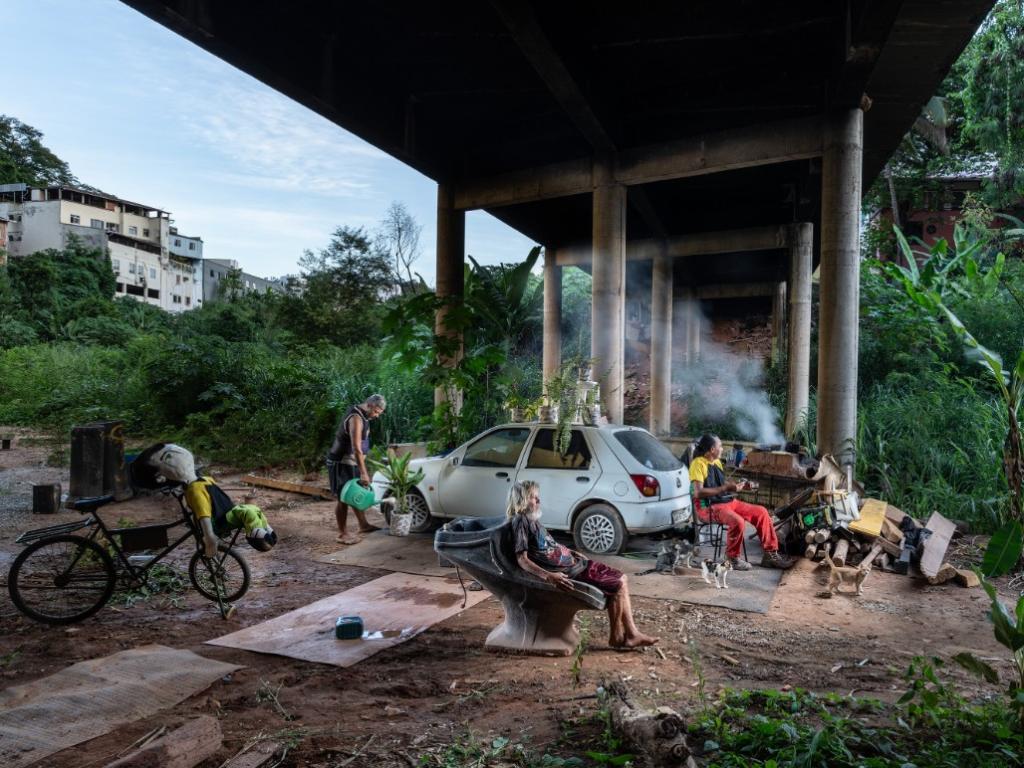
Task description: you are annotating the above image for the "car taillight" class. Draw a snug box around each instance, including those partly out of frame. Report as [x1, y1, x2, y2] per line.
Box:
[630, 474, 660, 498]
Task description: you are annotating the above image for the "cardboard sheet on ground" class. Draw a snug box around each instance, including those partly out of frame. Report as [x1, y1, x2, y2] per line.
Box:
[0, 644, 240, 768]
[316, 530, 449, 576]
[597, 534, 781, 613]
[317, 529, 782, 613]
[207, 572, 490, 667]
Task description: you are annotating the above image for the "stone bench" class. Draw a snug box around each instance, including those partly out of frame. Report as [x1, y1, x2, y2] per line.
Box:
[434, 515, 606, 656]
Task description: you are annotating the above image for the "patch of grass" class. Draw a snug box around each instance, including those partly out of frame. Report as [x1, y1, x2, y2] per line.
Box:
[690, 676, 1023, 768]
[256, 679, 294, 721]
[418, 732, 583, 768]
[0, 649, 21, 668]
[113, 563, 188, 609]
[570, 615, 591, 688]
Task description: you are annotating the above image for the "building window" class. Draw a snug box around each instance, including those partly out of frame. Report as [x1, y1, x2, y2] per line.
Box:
[70, 214, 81, 224]
[148, 289, 160, 299]
[126, 284, 144, 296]
[129, 263, 136, 274]
[105, 222, 119, 233]
[185, 297, 191, 306]
[174, 238, 181, 246]
[183, 276, 189, 283]
[91, 219, 103, 229]
[188, 242, 195, 250]
[150, 267, 156, 279]
[209, 269, 215, 277]
[172, 294, 182, 304]
[143, 228, 150, 237]
[116, 282, 124, 293]
[128, 226, 138, 235]
[176, 275, 181, 284]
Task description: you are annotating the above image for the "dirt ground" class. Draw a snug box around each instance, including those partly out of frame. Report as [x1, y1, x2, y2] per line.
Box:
[0, 429, 1016, 767]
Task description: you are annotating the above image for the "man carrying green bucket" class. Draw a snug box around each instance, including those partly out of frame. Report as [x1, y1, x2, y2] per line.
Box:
[327, 394, 386, 544]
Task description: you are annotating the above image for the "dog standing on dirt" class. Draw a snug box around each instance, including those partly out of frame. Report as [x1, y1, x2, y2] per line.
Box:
[822, 552, 869, 596]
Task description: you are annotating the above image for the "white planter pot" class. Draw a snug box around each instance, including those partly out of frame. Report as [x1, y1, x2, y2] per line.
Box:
[389, 512, 412, 537]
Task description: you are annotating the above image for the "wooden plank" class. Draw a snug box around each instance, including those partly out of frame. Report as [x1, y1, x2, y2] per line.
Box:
[105, 716, 221, 768]
[849, 497, 886, 538]
[222, 740, 282, 768]
[875, 536, 901, 559]
[240, 474, 333, 500]
[919, 511, 957, 579]
[207, 572, 490, 668]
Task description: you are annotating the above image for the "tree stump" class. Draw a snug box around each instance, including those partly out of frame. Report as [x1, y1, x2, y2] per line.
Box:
[602, 681, 697, 767]
[32, 484, 61, 514]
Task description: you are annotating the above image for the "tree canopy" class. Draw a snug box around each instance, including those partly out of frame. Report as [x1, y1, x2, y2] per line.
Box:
[0, 115, 76, 187]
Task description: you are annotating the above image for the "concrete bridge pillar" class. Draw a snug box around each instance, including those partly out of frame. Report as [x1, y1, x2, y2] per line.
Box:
[786, 223, 813, 439]
[817, 110, 863, 468]
[650, 243, 673, 436]
[591, 159, 626, 424]
[771, 281, 786, 365]
[435, 182, 465, 411]
[542, 246, 561, 386]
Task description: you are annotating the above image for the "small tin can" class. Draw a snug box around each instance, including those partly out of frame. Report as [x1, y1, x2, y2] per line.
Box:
[335, 615, 364, 639]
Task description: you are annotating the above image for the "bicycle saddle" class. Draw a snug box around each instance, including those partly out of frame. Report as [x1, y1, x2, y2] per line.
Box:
[71, 494, 115, 511]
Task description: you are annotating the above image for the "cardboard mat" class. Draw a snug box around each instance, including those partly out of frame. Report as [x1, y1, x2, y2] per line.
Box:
[317, 529, 782, 613]
[207, 572, 491, 667]
[316, 530, 449, 576]
[0, 644, 240, 768]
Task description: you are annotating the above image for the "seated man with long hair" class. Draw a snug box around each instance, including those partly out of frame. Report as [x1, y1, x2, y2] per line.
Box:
[507, 480, 658, 649]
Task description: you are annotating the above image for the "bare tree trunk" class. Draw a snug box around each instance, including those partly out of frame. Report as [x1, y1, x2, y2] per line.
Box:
[1005, 400, 1023, 524]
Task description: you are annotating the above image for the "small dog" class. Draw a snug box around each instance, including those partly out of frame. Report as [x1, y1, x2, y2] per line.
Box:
[822, 552, 869, 596]
[701, 559, 732, 589]
[637, 540, 700, 576]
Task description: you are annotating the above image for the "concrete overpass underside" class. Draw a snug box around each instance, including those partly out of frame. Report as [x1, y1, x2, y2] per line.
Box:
[123, 0, 993, 464]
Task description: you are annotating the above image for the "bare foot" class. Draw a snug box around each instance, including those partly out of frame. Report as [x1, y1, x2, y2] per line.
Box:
[611, 634, 659, 649]
[337, 534, 360, 545]
[357, 524, 380, 533]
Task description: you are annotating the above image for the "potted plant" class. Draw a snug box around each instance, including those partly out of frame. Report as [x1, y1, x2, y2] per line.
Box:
[368, 450, 426, 537]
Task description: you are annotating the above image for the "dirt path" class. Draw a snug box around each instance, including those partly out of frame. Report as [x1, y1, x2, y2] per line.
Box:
[0, 432, 1013, 766]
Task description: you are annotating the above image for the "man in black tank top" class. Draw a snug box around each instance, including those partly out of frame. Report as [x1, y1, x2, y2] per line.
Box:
[327, 394, 386, 544]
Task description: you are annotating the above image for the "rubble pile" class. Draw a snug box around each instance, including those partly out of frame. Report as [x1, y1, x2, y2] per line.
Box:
[735, 447, 973, 587]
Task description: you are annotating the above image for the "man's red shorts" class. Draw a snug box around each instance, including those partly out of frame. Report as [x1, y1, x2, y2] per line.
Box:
[576, 560, 623, 595]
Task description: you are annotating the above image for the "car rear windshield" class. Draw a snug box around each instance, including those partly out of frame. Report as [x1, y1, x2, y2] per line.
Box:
[614, 430, 682, 471]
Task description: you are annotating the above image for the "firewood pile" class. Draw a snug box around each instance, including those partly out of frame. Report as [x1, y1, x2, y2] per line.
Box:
[737, 447, 974, 586]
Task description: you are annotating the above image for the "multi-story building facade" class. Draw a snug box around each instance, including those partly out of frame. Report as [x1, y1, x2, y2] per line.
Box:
[0, 183, 202, 312]
[202, 257, 283, 303]
[0, 214, 7, 266]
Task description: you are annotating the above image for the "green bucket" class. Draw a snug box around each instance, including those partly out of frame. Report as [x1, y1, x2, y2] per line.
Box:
[339, 478, 376, 511]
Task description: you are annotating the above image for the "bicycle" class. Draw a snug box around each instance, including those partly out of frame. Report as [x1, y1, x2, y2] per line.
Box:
[7, 485, 250, 624]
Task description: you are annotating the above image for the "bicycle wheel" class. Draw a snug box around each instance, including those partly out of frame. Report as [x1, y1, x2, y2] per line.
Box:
[188, 548, 251, 603]
[8, 535, 116, 624]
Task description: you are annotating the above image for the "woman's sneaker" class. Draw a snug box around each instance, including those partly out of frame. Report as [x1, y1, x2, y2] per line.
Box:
[761, 550, 795, 569]
[728, 557, 753, 571]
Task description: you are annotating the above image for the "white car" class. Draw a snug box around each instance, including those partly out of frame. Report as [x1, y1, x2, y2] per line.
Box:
[372, 422, 692, 554]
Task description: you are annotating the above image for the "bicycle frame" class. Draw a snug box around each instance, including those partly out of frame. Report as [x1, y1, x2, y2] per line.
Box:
[16, 487, 243, 586]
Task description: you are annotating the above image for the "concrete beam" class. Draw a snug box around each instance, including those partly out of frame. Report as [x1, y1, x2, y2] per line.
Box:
[453, 116, 823, 211]
[555, 225, 789, 266]
[694, 282, 777, 300]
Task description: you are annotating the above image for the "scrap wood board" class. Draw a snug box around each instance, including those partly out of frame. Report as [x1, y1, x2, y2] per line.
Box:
[849, 497, 887, 538]
[207, 572, 491, 667]
[315, 529, 452, 576]
[919, 511, 957, 578]
[240, 474, 333, 499]
[0, 645, 240, 768]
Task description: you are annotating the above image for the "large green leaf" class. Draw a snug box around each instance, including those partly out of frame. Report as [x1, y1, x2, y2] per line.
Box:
[981, 520, 1024, 577]
[953, 651, 1000, 684]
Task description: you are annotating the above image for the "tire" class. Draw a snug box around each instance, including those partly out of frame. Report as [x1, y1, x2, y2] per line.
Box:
[8, 535, 116, 625]
[383, 490, 435, 534]
[572, 504, 627, 555]
[188, 548, 251, 603]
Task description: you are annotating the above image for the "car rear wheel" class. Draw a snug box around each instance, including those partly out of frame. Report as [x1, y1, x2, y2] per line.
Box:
[572, 504, 626, 555]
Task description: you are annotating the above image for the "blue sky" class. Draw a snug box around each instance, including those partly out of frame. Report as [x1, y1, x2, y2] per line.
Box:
[6, 1, 538, 283]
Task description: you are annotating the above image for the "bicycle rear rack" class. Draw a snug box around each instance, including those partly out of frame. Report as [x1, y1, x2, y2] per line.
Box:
[15, 517, 95, 545]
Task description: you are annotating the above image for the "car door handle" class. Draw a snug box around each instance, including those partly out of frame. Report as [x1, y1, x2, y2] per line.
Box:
[495, 471, 509, 479]
[576, 476, 590, 482]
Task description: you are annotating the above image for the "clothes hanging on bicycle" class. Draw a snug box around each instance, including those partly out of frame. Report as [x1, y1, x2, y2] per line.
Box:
[185, 476, 236, 537]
